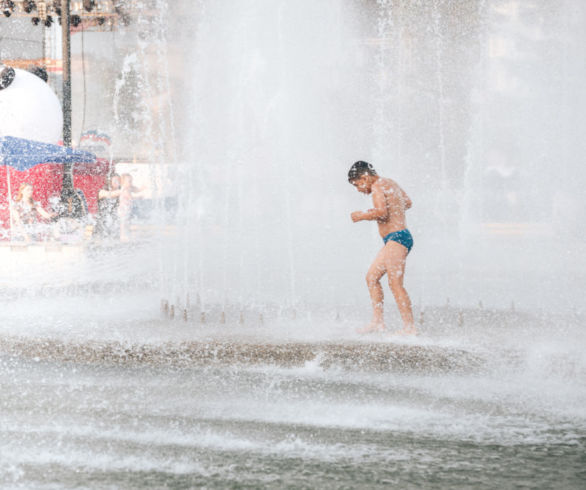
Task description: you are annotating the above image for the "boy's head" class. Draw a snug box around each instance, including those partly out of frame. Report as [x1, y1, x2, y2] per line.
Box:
[348, 161, 377, 194]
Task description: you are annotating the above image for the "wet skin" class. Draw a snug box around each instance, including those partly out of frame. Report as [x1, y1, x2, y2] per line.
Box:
[350, 174, 416, 335]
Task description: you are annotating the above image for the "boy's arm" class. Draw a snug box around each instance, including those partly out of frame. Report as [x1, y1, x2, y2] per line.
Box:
[351, 184, 388, 222]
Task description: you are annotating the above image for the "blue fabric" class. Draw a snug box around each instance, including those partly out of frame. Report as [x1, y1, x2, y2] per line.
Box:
[383, 228, 414, 253]
[0, 136, 95, 171]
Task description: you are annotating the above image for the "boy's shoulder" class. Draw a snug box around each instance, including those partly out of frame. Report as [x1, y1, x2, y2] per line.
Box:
[375, 177, 397, 192]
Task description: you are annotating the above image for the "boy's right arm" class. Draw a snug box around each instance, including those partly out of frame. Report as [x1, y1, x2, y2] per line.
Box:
[361, 184, 389, 221]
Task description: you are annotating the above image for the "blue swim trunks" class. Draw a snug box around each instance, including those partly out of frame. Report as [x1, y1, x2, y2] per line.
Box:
[382, 229, 413, 253]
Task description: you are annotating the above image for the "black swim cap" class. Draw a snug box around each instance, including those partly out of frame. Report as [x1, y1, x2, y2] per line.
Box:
[348, 161, 377, 182]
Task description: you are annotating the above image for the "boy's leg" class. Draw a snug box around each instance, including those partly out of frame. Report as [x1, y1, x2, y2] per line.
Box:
[358, 247, 387, 333]
[383, 242, 416, 334]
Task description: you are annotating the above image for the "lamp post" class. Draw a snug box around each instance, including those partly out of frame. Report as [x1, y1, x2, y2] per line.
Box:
[2, 1, 131, 202]
[61, 0, 71, 149]
[60, 0, 74, 198]
[2, 2, 128, 142]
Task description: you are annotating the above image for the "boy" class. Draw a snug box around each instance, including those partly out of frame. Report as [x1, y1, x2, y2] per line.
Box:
[348, 161, 416, 335]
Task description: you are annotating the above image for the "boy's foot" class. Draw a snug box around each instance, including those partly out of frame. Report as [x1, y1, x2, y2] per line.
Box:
[356, 321, 386, 334]
[393, 326, 417, 336]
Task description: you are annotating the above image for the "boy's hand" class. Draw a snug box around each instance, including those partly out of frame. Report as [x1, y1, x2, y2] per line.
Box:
[351, 211, 363, 222]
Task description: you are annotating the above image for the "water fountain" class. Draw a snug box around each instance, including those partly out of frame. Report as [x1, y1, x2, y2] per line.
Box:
[1, 0, 585, 487]
[159, 0, 586, 315]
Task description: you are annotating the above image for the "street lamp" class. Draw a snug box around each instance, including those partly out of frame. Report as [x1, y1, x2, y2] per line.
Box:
[61, 0, 71, 149]
[1, 1, 131, 202]
[2, 0, 130, 198]
[3, 0, 129, 151]
[1, 0, 15, 17]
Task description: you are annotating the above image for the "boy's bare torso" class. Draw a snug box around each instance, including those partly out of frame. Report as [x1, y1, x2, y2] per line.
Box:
[371, 177, 411, 238]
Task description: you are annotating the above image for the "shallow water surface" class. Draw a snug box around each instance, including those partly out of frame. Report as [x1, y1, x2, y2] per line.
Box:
[1, 338, 584, 489]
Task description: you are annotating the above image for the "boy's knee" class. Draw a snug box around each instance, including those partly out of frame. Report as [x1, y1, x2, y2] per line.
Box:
[366, 273, 379, 286]
[389, 279, 403, 294]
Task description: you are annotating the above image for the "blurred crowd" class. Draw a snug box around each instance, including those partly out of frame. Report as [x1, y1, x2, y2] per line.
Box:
[9, 172, 143, 244]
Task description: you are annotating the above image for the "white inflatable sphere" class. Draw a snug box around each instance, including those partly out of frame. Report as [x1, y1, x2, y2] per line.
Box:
[0, 68, 63, 144]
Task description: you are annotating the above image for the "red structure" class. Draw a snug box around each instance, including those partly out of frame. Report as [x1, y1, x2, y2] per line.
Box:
[0, 162, 64, 230]
[0, 136, 109, 233]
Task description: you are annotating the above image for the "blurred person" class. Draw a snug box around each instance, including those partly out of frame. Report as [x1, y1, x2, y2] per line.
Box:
[348, 161, 416, 336]
[94, 174, 121, 239]
[11, 182, 55, 243]
[118, 173, 144, 242]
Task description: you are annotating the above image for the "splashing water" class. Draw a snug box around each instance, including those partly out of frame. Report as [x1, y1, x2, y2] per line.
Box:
[1, 0, 585, 487]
